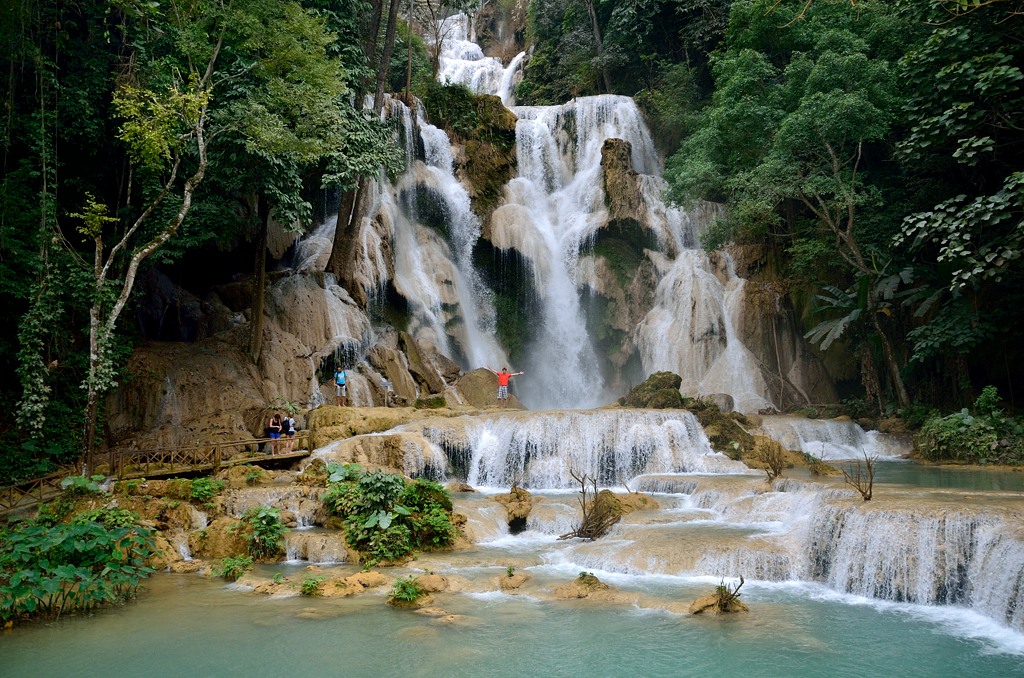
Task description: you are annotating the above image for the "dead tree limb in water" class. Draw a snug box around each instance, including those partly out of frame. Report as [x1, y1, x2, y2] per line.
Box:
[559, 470, 620, 540]
[715, 576, 745, 612]
[841, 452, 876, 501]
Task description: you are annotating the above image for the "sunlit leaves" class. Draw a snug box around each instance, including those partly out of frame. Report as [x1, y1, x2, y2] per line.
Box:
[113, 75, 210, 171]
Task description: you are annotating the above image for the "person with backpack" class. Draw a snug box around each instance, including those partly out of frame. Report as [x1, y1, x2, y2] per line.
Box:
[284, 414, 297, 453]
[334, 366, 348, 407]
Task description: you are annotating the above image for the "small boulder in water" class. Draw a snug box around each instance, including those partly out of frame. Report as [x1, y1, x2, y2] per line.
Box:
[554, 572, 613, 599]
[493, 486, 534, 529]
[689, 578, 749, 615]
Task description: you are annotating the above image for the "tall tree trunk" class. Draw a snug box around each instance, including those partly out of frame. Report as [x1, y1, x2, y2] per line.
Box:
[373, 0, 401, 111]
[404, 0, 413, 104]
[583, 0, 612, 93]
[326, 0, 400, 306]
[248, 195, 270, 364]
[868, 303, 910, 409]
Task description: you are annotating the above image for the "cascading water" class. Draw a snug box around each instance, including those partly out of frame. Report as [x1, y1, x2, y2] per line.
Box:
[412, 410, 750, 489]
[758, 415, 911, 460]
[437, 14, 525, 105]
[434, 14, 779, 411]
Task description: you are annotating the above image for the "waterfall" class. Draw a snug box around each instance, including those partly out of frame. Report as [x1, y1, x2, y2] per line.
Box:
[286, 12, 798, 411]
[437, 14, 525, 105]
[759, 415, 911, 460]
[414, 410, 751, 489]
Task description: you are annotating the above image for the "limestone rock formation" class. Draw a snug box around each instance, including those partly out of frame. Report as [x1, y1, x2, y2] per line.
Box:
[619, 371, 685, 409]
[554, 572, 613, 599]
[493, 486, 534, 527]
[188, 516, 247, 560]
[601, 138, 643, 224]
[456, 368, 525, 409]
[499, 572, 530, 590]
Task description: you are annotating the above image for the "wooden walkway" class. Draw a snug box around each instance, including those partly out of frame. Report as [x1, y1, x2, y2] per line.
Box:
[0, 433, 312, 519]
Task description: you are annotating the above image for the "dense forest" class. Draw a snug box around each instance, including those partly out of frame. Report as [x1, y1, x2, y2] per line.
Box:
[1, 0, 1022, 483]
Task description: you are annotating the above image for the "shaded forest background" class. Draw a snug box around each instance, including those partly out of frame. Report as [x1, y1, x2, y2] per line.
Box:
[1, 0, 1022, 482]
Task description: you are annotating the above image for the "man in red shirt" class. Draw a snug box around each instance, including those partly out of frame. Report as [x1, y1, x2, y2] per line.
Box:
[489, 367, 524, 407]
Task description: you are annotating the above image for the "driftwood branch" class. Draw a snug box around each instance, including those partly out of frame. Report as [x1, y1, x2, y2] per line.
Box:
[558, 469, 620, 541]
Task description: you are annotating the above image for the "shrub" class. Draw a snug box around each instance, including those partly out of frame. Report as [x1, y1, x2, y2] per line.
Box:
[327, 462, 364, 483]
[323, 471, 458, 566]
[213, 555, 253, 581]
[915, 388, 1023, 465]
[59, 474, 105, 496]
[300, 575, 325, 596]
[190, 477, 225, 504]
[400, 479, 453, 512]
[238, 507, 287, 560]
[388, 575, 425, 604]
[71, 508, 140, 528]
[0, 521, 155, 624]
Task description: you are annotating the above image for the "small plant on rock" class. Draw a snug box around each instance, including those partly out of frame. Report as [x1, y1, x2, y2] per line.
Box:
[244, 467, 269, 486]
[300, 575, 325, 596]
[506, 565, 516, 578]
[715, 576, 745, 613]
[213, 555, 254, 581]
[388, 576, 425, 605]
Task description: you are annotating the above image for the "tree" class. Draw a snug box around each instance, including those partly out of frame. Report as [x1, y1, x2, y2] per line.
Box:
[666, 0, 916, 408]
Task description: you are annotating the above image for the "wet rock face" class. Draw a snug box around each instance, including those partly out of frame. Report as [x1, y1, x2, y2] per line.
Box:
[601, 138, 642, 225]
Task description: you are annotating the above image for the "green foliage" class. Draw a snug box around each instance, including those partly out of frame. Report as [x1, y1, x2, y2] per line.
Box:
[327, 462, 364, 483]
[238, 507, 288, 560]
[300, 575, 325, 596]
[916, 387, 1024, 464]
[422, 82, 478, 137]
[213, 555, 254, 582]
[634, 61, 700, 155]
[0, 520, 155, 624]
[245, 467, 269, 485]
[190, 477, 226, 504]
[388, 575, 425, 604]
[71, 508, 140, 529]
[59, 474, 105, 496]
[400, 479, 453, 513]
[323, 471, 457, 566]
[34, 497, 76, 528]
[506, 565, 516, 578]
[413, 395, 446, 409]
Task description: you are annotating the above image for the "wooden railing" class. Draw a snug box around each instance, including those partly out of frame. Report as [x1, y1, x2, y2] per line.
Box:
[0, 468, 75, 517]
[0, 432, 312, 518]
[109, 432, 311, 479]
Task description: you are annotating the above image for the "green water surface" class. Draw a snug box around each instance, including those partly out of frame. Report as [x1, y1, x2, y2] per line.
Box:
[3, 571, 1022, 678]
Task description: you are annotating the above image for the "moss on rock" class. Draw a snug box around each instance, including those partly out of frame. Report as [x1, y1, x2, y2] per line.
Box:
[619, 372, 685, 409]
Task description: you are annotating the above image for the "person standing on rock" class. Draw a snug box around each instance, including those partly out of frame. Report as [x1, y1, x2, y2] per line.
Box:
[489, 367, 524, 407]
[334, 366, 348, 407]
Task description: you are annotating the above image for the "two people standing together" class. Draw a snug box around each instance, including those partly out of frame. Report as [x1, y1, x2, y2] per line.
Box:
[266, 412, 297, 454]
